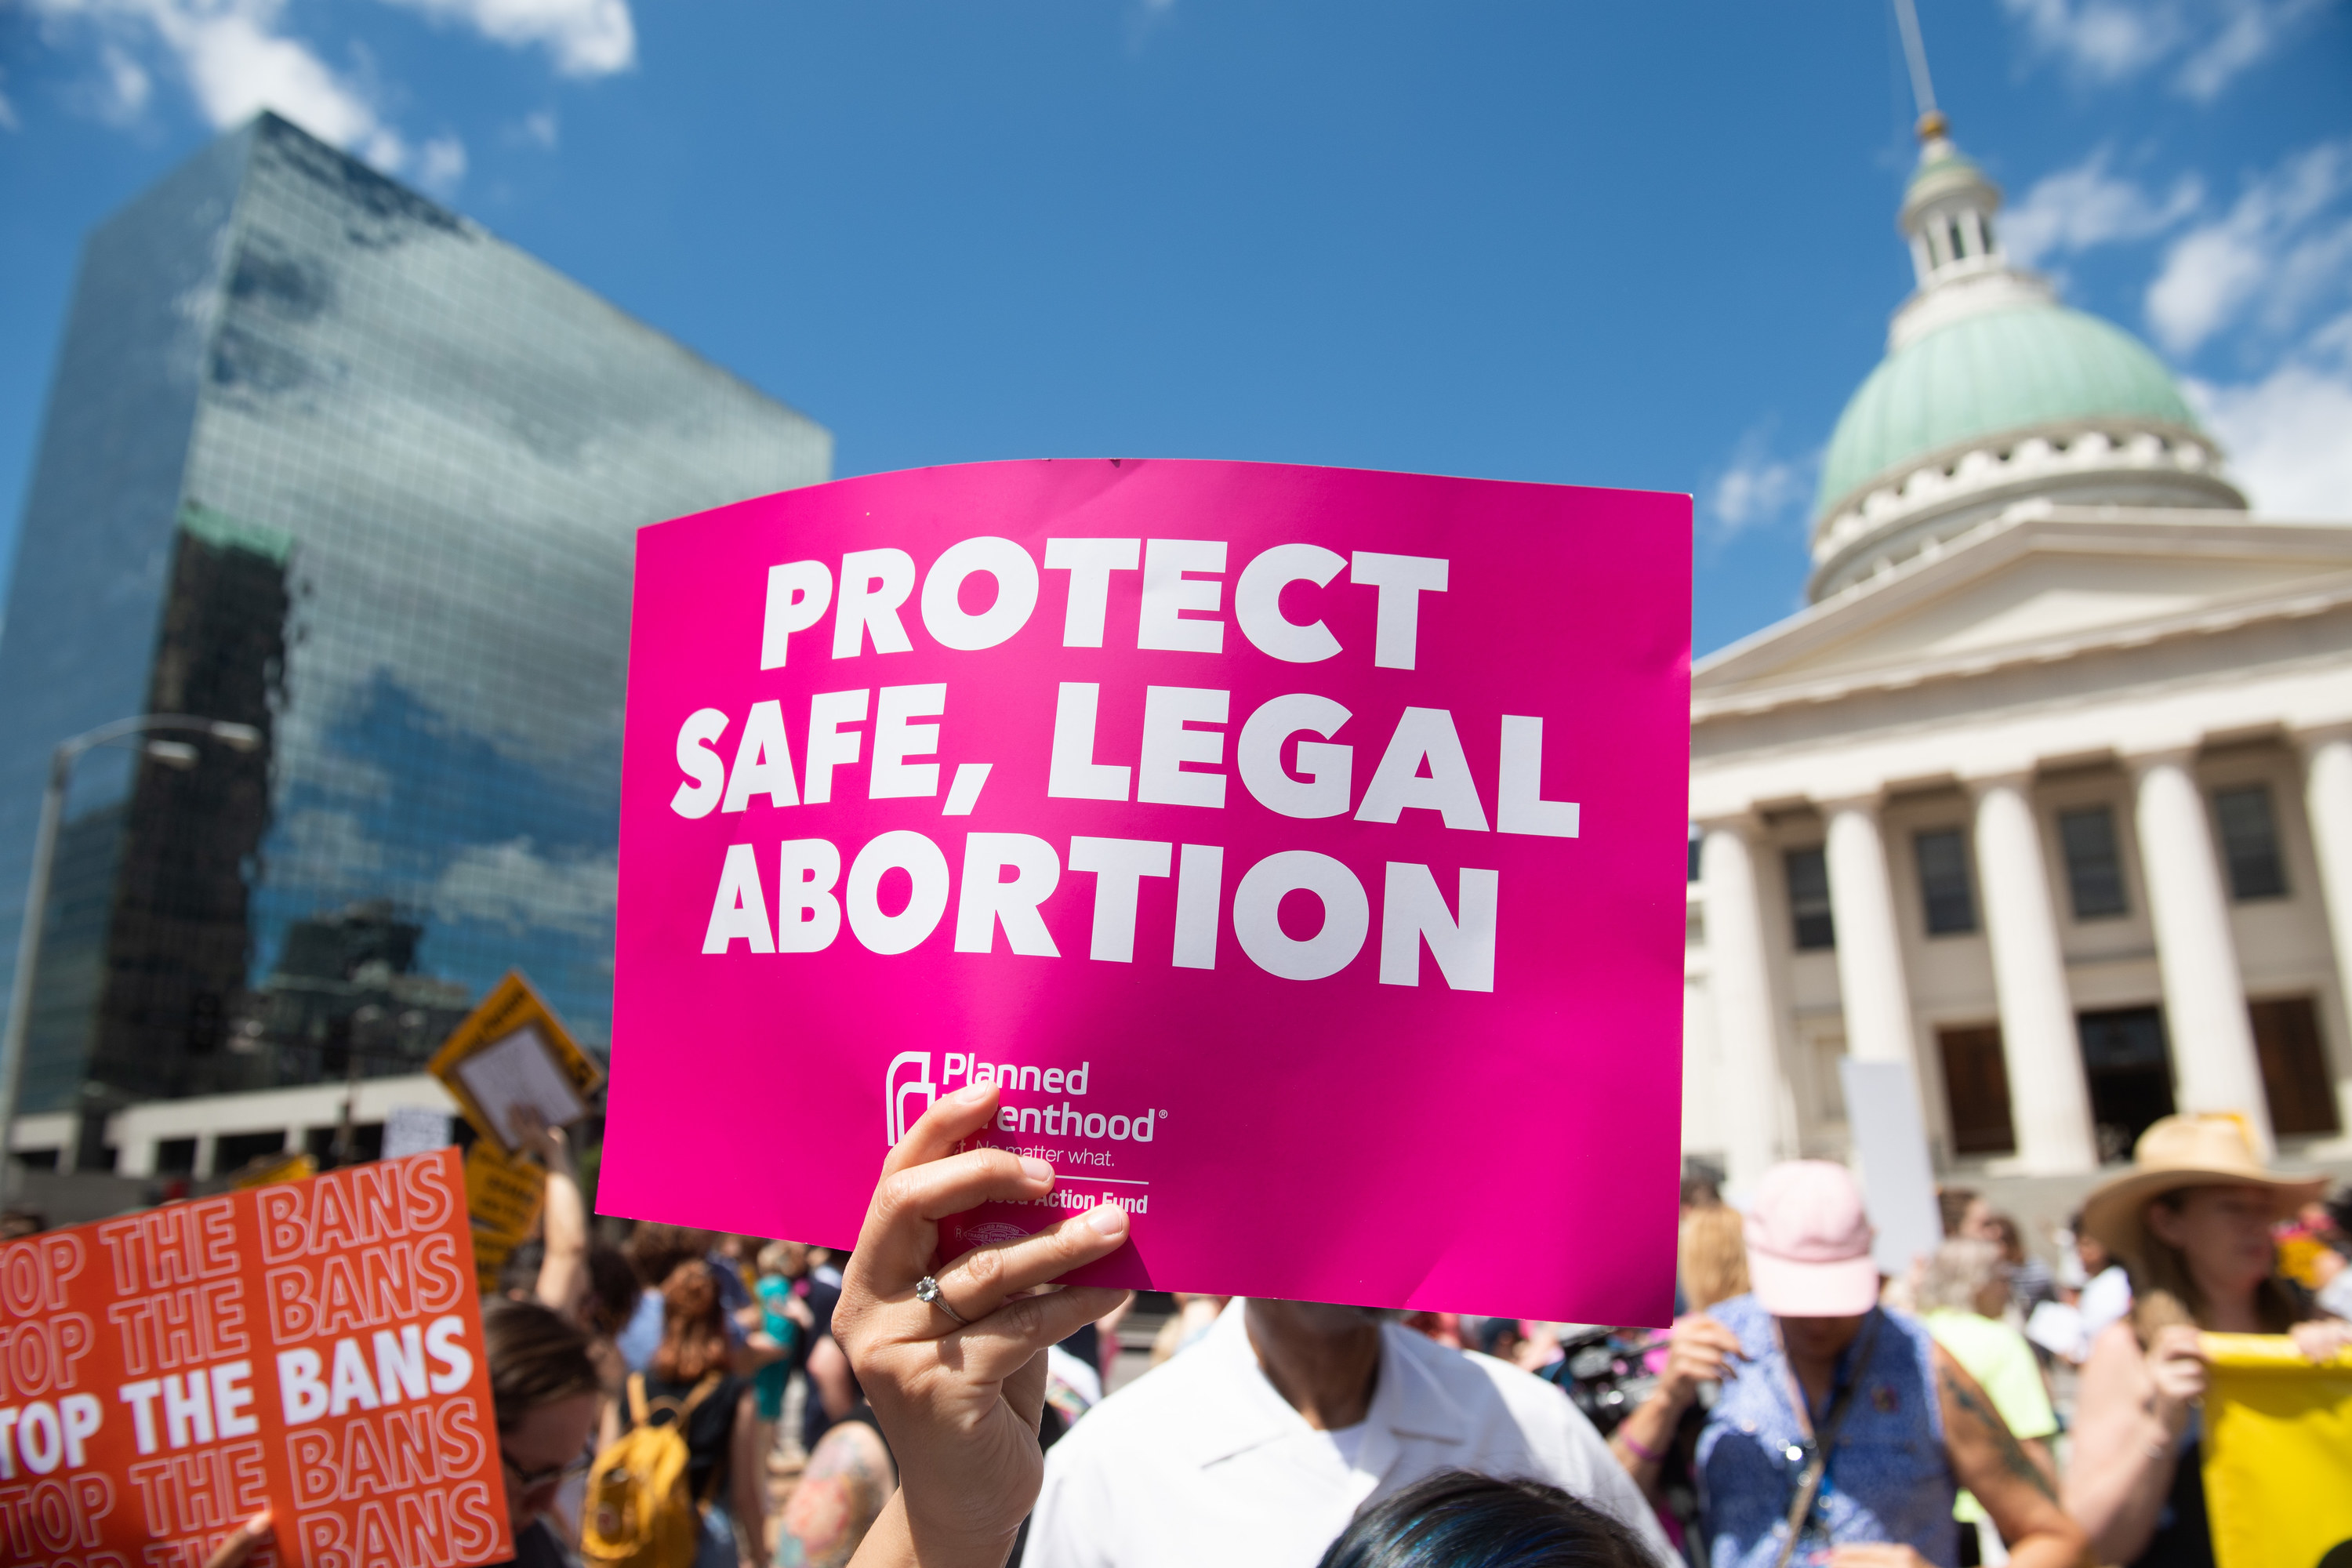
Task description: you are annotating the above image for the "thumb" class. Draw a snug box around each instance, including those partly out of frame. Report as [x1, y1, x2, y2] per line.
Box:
[1003, 1347, 1049, 1432]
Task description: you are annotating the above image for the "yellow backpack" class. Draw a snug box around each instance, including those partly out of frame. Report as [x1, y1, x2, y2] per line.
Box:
[579, 1372, 724, 1568]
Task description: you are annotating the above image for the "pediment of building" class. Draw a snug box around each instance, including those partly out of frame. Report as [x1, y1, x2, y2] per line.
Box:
[1695, 506, 2352, 710]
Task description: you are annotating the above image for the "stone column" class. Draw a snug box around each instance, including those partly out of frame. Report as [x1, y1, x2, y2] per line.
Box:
[2297, 726, 2352, 1129]
[1821, 796, 1918, 1069]
[1699, 818, 1786, 1192]
[2129, 748, 2272, 1154]
[1968, 773, 2098, 1172]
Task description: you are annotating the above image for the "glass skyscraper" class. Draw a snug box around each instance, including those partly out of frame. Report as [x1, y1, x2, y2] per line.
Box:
[0, 114, 829, 1149]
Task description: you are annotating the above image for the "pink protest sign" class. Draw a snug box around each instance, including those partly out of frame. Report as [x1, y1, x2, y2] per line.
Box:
[602, 459, 1690, 1324]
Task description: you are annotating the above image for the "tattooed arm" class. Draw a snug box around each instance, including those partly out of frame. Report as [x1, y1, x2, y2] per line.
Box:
[1933, 1345, 2089, 1568]
[781, 1417, 898, 1568]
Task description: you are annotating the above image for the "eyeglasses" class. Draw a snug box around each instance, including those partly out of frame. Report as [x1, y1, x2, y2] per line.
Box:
[504, 1449, 593, 1492]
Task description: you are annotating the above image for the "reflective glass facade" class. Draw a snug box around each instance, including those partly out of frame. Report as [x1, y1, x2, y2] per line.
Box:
[0, 115, 829, 1132]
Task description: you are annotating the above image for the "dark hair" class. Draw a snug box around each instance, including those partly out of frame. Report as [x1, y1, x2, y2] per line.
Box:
[1475, 1318, 1523, 1359]
[654, 1258, 731, 1383]
[624, 1223, 708, 1291]
[1936, 1186, 1980, 1237]
[586, 1241, 642, 1333]
[1316, 1472, 1653, 1568]
[481, 1298, 601, 1435]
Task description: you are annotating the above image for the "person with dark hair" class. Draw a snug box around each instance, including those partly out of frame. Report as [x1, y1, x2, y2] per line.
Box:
[483, 1296, 607, 1565]
[626, 1258, 764, 1566]
[1935, 1188, 1980, 1243]
[586, 1241, 648, 1338]
[619, 1223, 714, 1370]
[1316, 1471, 1656, 1568]
[2069, 1210, 2133, 1347]
[2066, 1115, 2350, 1565]
[1967, 1212, 2056, 1319]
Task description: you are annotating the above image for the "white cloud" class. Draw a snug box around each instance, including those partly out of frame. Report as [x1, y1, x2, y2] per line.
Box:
[2147, 139, 2352, 355]
[376, 0, 633, 78]
[2176, 0, 2330, 99]
[2001, 0, 2182, 81]
[2187, 311, 2352, 517]
[416, 132, 466, 196]
[521, 108, 557, 148]
[433, 838, 617, 937]
[25, 0, 632, 175]
[1708, 434, 1816, 538]
[1998, 0, 2323, 98]
[0, 70, 21, 131]
[279, 808, 387, 892]
[96, 42, 151, 122]
[30, 0, 407, 169]
[1127, 0, 1177, 52]
[2002, 149, 2201, 268]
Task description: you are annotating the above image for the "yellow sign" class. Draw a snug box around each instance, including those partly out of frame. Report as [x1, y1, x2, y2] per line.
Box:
[470, 1227, 520, 1298]
[229, 1149, 318, 1189]
[465, 1135, 549, 1241]
[2201, 1332, 2352, 1568]
[427, 971, 604, 1153]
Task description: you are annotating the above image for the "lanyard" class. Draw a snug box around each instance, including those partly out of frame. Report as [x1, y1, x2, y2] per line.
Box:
[1767, 1310, 1882, 1568]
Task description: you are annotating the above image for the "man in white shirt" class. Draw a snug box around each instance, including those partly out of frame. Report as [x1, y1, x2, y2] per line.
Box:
[1026, 1299, 1675, 1568]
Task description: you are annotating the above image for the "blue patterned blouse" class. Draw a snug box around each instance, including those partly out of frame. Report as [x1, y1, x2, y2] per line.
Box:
[1695, 1294, 1960, 1568]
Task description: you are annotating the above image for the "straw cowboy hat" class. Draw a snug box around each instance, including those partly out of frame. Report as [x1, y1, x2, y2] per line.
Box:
[2081, 1113, 2328, 1272]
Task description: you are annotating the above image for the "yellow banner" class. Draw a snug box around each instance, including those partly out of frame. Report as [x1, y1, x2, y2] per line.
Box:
[466, 1134, 549, 1240]
[470, 1226, 520, 1298]
[229, 1149, 317, 1189]
[2201, 1332, 2352, 1568]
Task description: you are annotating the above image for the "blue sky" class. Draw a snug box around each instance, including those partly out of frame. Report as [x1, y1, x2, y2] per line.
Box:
[2, 0, 2347, 657]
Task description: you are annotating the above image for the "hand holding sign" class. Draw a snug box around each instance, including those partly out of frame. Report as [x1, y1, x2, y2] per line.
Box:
[604, 459, 1690, 1323]
[427, 974, 602, 1157]
[831, 1080, 1133, 1568]
[203, 1510, 274, 1568]
[505, 1104, 567, 1170]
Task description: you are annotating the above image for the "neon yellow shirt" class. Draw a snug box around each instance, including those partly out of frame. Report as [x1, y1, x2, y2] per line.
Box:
[1923, 1308, 2057, 1526]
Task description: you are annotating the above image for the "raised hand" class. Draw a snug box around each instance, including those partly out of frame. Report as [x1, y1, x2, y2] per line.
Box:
[835, 1082, 1132, 1568]
[2143, 1324, 2207, 1432]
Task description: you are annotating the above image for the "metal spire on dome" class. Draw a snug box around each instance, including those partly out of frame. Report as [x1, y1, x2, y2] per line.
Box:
[1891, 0, 1944, 142]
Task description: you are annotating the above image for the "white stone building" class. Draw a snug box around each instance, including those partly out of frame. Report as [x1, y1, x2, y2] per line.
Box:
[1684, 115, 2352, 1196]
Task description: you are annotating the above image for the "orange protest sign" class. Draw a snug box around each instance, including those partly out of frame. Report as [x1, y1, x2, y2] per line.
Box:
[2201, 1332, 2352, 1568]
[426, 972, 602, 1156]
[0, 1149, 511, 1568]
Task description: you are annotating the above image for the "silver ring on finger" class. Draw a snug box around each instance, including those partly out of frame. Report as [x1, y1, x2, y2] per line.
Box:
[916, 1274, 971, 1327]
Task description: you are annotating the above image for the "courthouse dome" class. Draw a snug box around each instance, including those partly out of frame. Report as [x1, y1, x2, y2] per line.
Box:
[1808, 117, 2245, 601]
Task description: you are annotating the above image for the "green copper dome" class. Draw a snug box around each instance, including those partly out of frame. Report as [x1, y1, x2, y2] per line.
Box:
[1817, 303, 2204, 517]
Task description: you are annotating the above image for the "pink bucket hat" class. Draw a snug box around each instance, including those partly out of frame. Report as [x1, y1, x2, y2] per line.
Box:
[1744, 1160, 1880, 1317]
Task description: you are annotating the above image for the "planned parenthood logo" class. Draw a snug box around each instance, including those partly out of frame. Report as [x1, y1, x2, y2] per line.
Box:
[886, 1051, 937, 1145]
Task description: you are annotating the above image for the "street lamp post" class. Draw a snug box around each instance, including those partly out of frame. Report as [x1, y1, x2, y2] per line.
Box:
[0, 715, 263, 1192]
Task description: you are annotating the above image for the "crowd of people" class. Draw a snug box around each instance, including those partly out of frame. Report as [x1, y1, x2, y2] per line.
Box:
[148, 1089, 2352, 1568]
